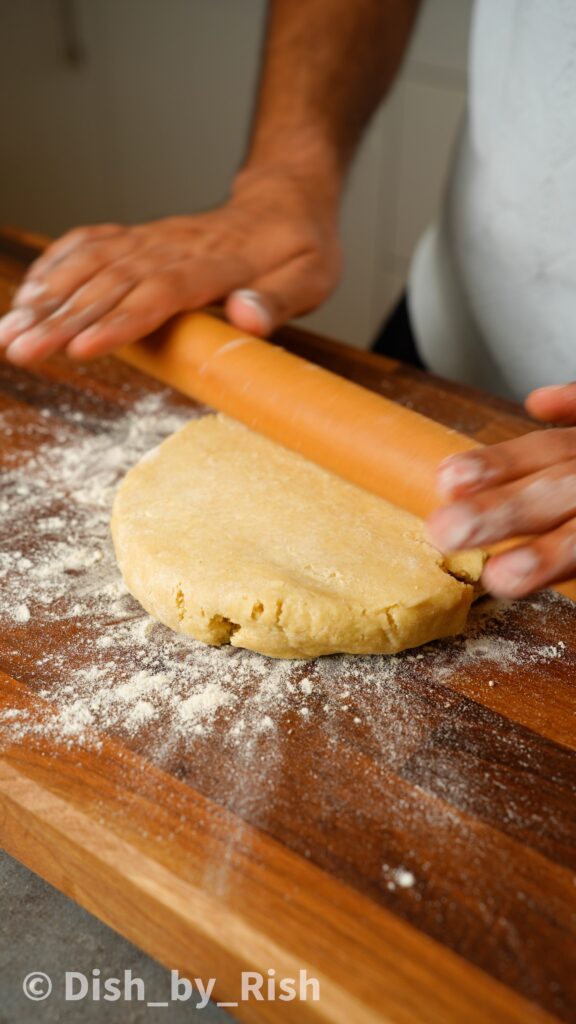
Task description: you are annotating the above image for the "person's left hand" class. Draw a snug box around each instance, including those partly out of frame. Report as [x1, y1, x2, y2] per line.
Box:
[426, 383, 576, 597]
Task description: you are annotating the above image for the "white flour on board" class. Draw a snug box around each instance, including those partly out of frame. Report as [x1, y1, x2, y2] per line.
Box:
[0, 387, 572, 764]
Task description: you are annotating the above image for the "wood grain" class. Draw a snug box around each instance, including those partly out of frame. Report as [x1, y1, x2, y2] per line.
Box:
[2, 671, 562, 1024]
[0, 229, 575, 1024]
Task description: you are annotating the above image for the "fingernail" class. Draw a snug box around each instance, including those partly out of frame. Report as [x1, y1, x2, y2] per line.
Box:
[231, 289, 272, 332]
[14, 280, 47, 305]
[5, 329, 46, 364]
[5, 339, 33, 364]
[485, 548, 540, 592]
[426, 503, 479, 550]
[0, 308, 36, 344]
[438, 454, 487, 496]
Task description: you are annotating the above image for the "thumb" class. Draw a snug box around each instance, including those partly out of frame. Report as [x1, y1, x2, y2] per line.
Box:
[525, 383, 576, 424]
[225, 252, 338, 337]
[224, 289, 274, 337]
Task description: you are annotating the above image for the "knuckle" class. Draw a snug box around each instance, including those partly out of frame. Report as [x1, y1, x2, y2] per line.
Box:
[64, 225, 94, 246]
[100, 266, 134, 292]
[311, 266, 337, 301]
[97, 222, 123, 234]
[71, 223, 121, 241]
[63, 224, 124, 255]
[482, 443, 516, 477]
[153, 215, 188, 233]
[153, 269, 184, 299]
[52, 254, 100, 282]
[128, 254, 170, 278]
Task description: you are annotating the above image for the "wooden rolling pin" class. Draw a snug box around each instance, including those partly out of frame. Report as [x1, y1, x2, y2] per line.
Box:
[117, 312, 576, 601]
[118, 312, 478, 519]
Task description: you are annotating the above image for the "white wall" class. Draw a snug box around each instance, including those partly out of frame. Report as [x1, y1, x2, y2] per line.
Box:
[0, 0, 472, 347]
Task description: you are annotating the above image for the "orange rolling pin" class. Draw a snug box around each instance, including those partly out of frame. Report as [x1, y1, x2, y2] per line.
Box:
[117, 311, 478, 519]
[117, 311, 576, 600]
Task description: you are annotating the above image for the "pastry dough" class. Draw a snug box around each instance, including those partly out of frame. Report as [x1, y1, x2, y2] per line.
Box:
[111, 414, 483, 659]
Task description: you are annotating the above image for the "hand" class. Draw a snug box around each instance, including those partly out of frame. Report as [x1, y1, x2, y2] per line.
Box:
[426, 383, 576, 598]
[0, 167, 342, 364]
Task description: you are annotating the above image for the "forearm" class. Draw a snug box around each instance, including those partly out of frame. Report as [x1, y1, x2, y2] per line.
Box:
[237, 0, 422, 197]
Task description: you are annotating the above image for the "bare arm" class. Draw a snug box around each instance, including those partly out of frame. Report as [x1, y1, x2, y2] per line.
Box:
[0, 0, 421, 364]
[245, 0, 421, 180]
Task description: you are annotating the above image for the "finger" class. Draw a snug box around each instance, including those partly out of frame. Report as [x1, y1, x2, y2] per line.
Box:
[5, 278, 62, 326]
[224, 290, 274, 336]
[9, 226, 125, 323]
[66, 248, 263, 359]
[7, 231, 138, 348]
[65, 271, 194, 359]
[4, 278, 135, 365]
[4, 320, 74, 366]
[482, 518, 576, 598]
[426, 460, 576, 551]
[0, 307, 39, 349]
[19, 224, 124, 286]
[3, 237, 182, 362]
[3, 247, 188, 363]
[525, 383, 576, 424]
[225, 252, 338, 335]
[14, 232, 139, 321]
[437, 429, 576, 499]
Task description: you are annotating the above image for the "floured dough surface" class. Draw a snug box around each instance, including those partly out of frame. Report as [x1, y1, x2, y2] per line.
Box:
[111, 414, 483, 659]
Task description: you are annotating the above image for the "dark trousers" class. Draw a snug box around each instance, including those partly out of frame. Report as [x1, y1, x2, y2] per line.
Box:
[372, 294, 426, 370]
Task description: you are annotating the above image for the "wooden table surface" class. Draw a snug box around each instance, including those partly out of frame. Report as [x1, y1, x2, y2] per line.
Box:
[0, 229, 575, 1024]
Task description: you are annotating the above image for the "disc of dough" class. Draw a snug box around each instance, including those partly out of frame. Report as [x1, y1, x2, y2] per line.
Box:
[111, 414, 483, 659]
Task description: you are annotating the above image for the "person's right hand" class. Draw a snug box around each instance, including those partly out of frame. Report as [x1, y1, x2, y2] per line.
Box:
[0, 166, 342, 365]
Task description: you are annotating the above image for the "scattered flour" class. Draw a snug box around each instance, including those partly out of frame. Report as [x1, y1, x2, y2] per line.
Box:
[12, 603, 30, 624]
[394, 868, 416, 888]
[2, 369, 575, 1019]
[382, 863, 416, 892]
[0, 381, 573, 767]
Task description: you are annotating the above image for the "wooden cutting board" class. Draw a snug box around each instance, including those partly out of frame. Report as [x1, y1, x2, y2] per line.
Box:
[0, 229, 575, 1024]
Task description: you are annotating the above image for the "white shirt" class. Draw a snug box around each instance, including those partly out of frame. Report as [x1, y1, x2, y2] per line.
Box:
[408, 0, 576, 400]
